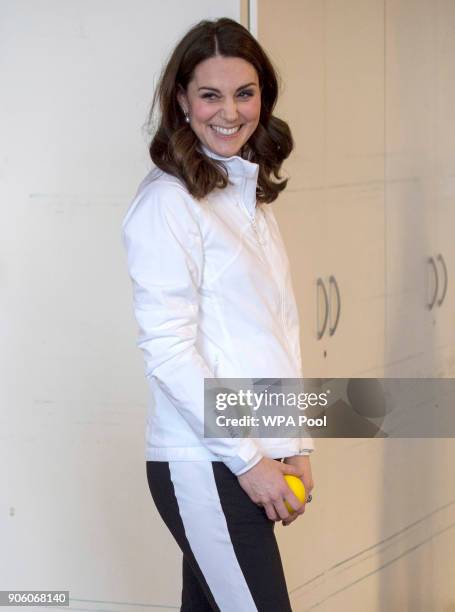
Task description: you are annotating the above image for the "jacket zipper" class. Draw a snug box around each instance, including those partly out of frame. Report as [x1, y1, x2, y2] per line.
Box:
[213, 352, 220, 378]
[250, 214, 265, 246]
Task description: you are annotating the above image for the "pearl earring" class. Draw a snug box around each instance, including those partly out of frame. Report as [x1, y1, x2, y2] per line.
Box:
[184, 111, 190, 123]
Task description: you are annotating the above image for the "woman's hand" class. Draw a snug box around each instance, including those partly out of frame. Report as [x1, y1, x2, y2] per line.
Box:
[237, 457, 305, 522]
[281, 455, 314, 527]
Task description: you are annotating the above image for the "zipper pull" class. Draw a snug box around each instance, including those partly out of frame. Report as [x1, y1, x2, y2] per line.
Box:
[250, 214, 266, 246]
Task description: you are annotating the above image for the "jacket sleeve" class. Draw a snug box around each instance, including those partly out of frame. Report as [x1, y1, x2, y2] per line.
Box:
[296, 388, 316, 455]
[273, 213, 316, 458]
[121, 181, 263, 476]
[296, 445, 315, 456]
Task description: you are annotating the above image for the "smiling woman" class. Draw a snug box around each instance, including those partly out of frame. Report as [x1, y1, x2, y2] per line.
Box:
[145, 17, 294, 203]
[123, 16, 315, 612]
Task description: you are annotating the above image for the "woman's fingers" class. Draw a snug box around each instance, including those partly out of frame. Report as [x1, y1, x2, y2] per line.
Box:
[279, 462, 299, 476]
[281, 501, 306, 526]
[282, 512, 299, 526]
[303, 479, 314, 497]
[274, 498, 293, 521]
[281, 488, 307, 525]
[284, 490, 305, 514]
[264, 503, 280, 522]
[271, 492, 304, 522]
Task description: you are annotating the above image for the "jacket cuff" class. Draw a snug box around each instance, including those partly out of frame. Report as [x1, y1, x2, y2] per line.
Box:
[222, 440, 263, 476]
[298, 430, 315, 454]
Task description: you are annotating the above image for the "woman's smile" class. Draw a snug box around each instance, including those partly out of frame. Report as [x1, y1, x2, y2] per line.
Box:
[210, 124, 244, 138]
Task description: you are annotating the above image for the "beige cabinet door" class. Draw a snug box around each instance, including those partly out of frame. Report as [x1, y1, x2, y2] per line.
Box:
[258, 0, 385, 379]
[324, 183, 385, 377]
[384, 0, 455, 377]
[272, 191, 329, 378]
[384, 0, 436, 376]
[429, 0, 455, 357]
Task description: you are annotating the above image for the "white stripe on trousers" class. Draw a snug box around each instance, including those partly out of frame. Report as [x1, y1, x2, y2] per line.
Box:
[169, 461, 258, 611]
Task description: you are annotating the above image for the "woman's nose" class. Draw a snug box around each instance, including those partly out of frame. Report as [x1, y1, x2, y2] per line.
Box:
[219, 98, 239, 122]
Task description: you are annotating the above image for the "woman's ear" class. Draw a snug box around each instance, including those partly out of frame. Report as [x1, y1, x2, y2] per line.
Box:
[176, 85, 188, 115]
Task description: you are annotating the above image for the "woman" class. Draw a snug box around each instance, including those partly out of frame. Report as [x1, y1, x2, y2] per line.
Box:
[122, 17, 315, 612]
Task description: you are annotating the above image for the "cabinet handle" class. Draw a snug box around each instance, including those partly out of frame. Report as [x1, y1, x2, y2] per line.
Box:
[427, 256, 439, 310]
[436, 253, 448, 307]
[328, 275, 341, 336]
[316, 277, 329, 339]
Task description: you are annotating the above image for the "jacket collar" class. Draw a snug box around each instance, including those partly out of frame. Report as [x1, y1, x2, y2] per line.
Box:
[199, 143, 259, 218]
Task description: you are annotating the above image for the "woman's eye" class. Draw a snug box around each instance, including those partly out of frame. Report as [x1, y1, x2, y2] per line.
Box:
[201, 91, 254, 100]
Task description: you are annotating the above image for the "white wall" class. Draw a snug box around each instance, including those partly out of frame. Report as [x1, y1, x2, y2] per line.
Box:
[0, 2, 240, 610]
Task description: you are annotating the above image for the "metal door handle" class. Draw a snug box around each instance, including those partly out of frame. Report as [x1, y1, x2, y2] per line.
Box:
[328, 275, 341, 336]
[427, 256, 438, 310]
[316, 277, 329, 339]
[436, 253, 448, 307]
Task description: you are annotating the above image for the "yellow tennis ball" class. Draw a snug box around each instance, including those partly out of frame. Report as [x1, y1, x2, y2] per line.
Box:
[284, 475, 306, 513]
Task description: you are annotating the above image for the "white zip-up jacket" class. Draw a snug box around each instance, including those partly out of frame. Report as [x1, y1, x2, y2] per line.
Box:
[122, 143, 314, 476]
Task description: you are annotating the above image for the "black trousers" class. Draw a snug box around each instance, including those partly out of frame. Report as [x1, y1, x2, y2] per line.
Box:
[146, 459, 293, 612]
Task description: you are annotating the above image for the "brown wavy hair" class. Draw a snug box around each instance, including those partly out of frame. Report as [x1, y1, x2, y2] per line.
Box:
[145, 17, 294, 204]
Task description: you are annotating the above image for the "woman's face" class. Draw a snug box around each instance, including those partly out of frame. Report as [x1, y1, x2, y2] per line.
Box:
[177, 55, 261, 158]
